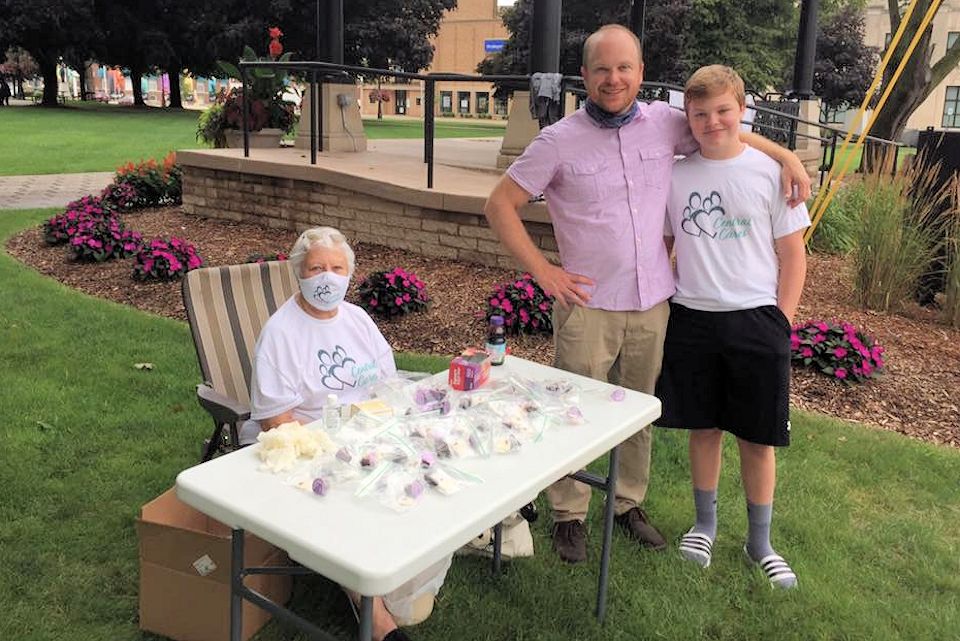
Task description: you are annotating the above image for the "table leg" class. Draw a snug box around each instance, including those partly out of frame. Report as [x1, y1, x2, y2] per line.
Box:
[596, 445, 620, 623]
[358, 596, 373, 641]
[230, 528, 245, 641]
[492, 521, 503, 575]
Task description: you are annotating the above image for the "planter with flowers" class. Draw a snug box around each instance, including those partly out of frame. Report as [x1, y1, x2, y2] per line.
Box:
[197, 27, 297, 149]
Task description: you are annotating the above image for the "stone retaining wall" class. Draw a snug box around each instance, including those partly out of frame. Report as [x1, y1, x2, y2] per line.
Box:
[181, 166, 559, 269]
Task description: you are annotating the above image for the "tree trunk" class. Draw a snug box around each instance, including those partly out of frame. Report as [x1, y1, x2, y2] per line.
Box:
[77, 65, 88, 101]
[39, 58, 59, 106]
[377, 77, 383, 120]
[131, 69, 145, 107]
[167, 67, 183, 109]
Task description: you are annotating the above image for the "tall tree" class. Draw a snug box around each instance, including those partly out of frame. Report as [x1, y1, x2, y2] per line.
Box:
[0, 0, 98, 106]
[867, 0, 960, 153]
[681, 0, 798, 92]
[813, 5, 879, 114]
[477, 0, 692, 86]
[1, 47, 39, 99]
[96, 0, 167, 107]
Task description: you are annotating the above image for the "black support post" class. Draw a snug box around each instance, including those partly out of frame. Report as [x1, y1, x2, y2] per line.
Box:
[530, 0, 562, 73]
[791, 0, 819, 99]
[327, 0, 344, 65]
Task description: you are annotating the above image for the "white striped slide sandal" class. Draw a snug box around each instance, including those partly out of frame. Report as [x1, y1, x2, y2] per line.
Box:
[678, 529, 714, 568]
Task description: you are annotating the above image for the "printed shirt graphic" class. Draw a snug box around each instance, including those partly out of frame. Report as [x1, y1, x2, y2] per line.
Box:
[665, 146, 810, 311]
[247, 299, 396, 430]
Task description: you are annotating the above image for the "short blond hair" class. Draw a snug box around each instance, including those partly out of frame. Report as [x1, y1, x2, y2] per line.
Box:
[582, 24, 643, 69]
[684, 65, 746, 108]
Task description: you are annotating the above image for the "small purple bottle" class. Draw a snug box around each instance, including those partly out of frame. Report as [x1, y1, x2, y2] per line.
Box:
[485, 315, 506, 366]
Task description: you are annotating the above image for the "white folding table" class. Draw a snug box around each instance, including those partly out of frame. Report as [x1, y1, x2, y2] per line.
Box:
[176, 356, 661, 641]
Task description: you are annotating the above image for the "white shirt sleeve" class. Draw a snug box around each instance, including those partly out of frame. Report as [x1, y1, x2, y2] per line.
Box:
[249, 333, 303, 421]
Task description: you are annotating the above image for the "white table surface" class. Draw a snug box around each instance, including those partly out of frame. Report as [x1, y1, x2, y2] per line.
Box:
[176, 356, 660, 595]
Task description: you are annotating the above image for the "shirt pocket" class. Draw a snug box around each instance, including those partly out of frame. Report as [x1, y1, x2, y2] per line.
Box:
[556, 159, 606, 203]
[639, 146, 674, 189]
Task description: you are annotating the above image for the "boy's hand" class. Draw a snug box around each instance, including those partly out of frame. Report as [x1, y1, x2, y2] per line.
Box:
[781, 159, 811, 208]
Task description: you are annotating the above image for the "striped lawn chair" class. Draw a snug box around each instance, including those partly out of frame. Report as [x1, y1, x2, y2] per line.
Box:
[182, 261, 298, 461]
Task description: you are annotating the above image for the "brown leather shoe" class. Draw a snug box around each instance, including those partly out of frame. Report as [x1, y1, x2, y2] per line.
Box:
[615, 507, 667, 550]
[552, 520, 587, 563]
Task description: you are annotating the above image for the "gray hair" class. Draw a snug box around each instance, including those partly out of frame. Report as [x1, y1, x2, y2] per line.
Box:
[289, 226, 356, 277]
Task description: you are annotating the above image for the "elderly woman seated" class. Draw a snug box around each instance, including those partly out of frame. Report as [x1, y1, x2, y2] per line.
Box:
[241, 226, 444, 641]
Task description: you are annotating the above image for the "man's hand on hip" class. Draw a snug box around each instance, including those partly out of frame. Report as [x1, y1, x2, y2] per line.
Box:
[533, 264, 594, 308]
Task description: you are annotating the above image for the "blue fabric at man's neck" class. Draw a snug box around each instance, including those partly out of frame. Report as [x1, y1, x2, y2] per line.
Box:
[584, 98, 639, 129]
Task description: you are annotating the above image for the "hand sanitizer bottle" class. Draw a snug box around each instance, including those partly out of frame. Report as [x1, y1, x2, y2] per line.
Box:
[324, 393, 340, 431]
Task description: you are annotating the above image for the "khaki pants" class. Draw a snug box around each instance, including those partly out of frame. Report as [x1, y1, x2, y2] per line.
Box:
[546, 302, 670, 523]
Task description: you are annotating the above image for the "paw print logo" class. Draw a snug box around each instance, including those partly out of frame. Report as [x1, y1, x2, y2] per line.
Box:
[316, 345, 357, 390]
[312, 282, 334, 303]
[680, 191, 725, 238]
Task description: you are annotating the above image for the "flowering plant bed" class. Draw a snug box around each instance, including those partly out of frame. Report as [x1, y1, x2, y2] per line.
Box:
[485, 274, 552, 335]
[133, 236, 203, 281]
[792, 320, 885, 383]
[358, 267, 430, 317]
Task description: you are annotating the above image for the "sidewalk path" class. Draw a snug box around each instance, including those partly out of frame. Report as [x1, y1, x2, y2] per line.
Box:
[0, 172, 114, 211]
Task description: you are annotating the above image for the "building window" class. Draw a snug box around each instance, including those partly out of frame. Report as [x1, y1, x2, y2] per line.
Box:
[943, 86, 959, 128]
[458, 91, 471, 114]
[476, 92, 490, 114]
[416, 97, 422, 106]
[494, 95, 508, 116]
[440, 91, 452, 113]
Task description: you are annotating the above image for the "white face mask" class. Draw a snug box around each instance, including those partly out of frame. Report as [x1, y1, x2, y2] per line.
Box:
[298, 271, 350, 312]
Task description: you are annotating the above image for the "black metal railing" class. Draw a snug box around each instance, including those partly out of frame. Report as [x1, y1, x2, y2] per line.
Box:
[236, 60, 903, 190]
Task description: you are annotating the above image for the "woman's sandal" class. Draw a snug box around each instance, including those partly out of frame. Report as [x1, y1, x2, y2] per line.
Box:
[743, 545, 798, 589]
[678, 529, 714, 568]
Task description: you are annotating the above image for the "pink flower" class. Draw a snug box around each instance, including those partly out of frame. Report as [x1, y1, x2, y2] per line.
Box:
[862, 361, 873, 375]
[835, 368, 847, 379]
[833, 347, 847, 358]
[816, 321, 829, 332]
[812, 333, 826, 344]
[490, 298, 500, 307]
[790, 333, 800, 350]
[800, 347, 813, 358]
[403, 293, 411, 302]
[369, 298, 377, 306]
[501, 299, 514, 313]
[519, 309, 530, 323]
[538, 302, 549, 312]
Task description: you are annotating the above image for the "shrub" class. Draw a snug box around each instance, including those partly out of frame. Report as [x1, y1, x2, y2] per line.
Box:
[943, 208, 960, 328]
[357, 267, 429, 317]
[100, 181, 140, 210]
[852, 159, 951, 312]
[112, 152, 182, 208]
[247, 251, 289, 263]
[133, 236, 203, 281]
[69, 214, 142, 262]
[811, 179, 862, 255]
[42, 195, 113, 245]
[791, 320, 885, 383]
[485, 274, 553, 335]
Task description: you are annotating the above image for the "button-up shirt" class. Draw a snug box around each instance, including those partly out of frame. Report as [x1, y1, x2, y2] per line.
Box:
[508, 101, 696, 311]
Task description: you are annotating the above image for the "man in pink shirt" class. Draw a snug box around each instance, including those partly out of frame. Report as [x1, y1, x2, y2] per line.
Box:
[483, 24, 811, 564]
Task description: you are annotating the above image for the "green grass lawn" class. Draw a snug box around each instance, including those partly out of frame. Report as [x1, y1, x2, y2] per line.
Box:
[0, 102, 504, 177]
[830, 144, 916, 176]
[2, 209, 958, 640]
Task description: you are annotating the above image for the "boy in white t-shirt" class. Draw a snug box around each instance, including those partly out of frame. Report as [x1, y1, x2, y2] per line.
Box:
[656, 66, 809, 588]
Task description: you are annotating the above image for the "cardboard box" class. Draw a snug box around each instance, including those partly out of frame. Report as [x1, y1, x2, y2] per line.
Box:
[448, 348, 491, 391]
[137, 489, 293, 641]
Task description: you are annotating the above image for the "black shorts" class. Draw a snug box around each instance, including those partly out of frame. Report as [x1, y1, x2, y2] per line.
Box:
[655, 303, 792, 446]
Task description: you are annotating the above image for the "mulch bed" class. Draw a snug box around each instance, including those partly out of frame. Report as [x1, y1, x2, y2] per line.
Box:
[7, 206, 959, 448]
